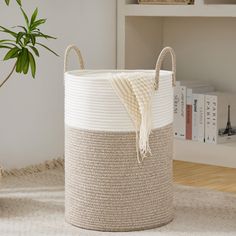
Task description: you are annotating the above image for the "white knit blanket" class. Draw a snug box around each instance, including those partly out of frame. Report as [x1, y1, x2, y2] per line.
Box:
[111, 72, 155, 162]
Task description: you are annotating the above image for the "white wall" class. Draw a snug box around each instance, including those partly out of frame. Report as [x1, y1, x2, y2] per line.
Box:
[124, 16, 236, 94]
[163, 17, 236, 93]
[0, 0, 117, 169]
[125, 17, 163, 69]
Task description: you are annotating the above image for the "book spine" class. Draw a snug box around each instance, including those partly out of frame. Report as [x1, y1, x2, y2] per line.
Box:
[211, 96, 217, 144]
[205, 95, 212, 143]
[197, 94, 205, 142]
[186, 88, 193, 140]
[179, 86, 186, 139]
[173, 85, 180, 138]
[174, 85, 186, 139]
[192, 94, 198, 141]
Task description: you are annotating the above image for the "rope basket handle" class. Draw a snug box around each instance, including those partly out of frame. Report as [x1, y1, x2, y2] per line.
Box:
[64, 44, 85, 73]
[154, 47, 176, 90]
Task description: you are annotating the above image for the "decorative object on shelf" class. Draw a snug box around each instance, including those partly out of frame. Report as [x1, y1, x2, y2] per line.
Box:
[64, 45, 176, 231]
[205, 92, 236, 144]
[0, 1, 58, 89]
[222, 105, 235, 136]
[138, 0, 194, 5]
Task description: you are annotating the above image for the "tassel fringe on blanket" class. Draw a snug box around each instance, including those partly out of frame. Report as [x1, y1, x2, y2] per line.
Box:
[0, 158, 64, 178]
[111, 72, 155, 163]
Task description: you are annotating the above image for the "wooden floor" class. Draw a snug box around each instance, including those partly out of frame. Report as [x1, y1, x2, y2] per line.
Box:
[173, 160, 236, 194]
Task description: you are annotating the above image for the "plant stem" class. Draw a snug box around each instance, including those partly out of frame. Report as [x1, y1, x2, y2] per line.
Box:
[0, 62, 16, 89]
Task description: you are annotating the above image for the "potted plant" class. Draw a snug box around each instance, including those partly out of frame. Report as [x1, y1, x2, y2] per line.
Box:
[0, 0, 58, 89]
[0, 0, 58, 177]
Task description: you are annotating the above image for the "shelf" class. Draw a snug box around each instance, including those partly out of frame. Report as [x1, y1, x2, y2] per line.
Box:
[174, 139, 236, 168]
[118, 1, 236, 168]
[124, 4, 236, 17]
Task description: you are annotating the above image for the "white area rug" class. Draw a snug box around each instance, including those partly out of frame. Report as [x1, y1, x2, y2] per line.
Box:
[0, 168, 236, 236]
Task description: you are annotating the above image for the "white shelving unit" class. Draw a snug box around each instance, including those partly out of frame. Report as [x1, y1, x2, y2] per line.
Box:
[117, 0, 236, 168]
[125, 2, 236, 17]
[175, 139, 236, 168]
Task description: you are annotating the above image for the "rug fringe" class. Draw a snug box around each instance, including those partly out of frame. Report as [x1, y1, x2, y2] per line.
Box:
[0, 158, 64, 178]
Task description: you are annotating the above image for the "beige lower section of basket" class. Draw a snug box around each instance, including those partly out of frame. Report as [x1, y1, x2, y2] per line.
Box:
[65, 124, 174, 232]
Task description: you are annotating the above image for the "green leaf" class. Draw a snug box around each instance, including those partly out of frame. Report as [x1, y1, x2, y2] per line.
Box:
[16, 0, 22, 6]
[16, 53, 22, 73]
[32, 32, 57, 40]
[16, 32, 25, 44]
[30, 19, 46, 30]
[15, 48, 28, 73]
[0, 45, 12, 49]
[28, 51, 36, 78]
[23, 59, 29, 74]
[29, 34, 36, 45]
[19, 47, 28, 71]
[0, 40, 17, 47]
[0, 42, 17, 47]
[4, 0, 21, 6]
[36, 42, 59, 56]
[20, 8, 29, 27]
[0, 26, 17, 38]
[0, 39, 15, 43]
[29, 46, 39, 57]
[5, 0, 10, 5]
[16, 26, 28, 33]
[30, 8, 38, 25]
[24, 35, 30, 45]
[3, 47, 20, 60]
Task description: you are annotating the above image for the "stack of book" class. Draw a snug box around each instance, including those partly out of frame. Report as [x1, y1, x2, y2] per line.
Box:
[174, 81, 236, 144]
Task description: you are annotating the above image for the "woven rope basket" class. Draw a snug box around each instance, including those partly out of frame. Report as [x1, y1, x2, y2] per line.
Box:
[64, 45, 176, 232]
[138, 0, 193, 4]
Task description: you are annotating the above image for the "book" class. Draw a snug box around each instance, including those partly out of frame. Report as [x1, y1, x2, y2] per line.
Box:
[187, 86, 215, 140]
[174, 80, 211, 140]
[174, 84, 186, 139]
[205, 92, 236, 144]
[190, 86, 215, 141]
[205, 94, 212, 143]
[192, 93, 206, 142]
[192, 93, 199, 141]
[198, 94, 206, 142]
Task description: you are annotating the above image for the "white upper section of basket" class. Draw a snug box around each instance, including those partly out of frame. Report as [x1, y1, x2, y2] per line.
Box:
[64, 46, 175, 132]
